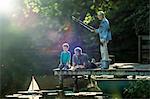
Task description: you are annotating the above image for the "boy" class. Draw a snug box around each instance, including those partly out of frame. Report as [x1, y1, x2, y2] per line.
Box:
[72, 47, 89, 70]
[59, 43, 71, 70]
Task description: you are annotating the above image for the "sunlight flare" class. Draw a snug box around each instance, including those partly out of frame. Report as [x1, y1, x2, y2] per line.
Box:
[0, 0, 16, 14]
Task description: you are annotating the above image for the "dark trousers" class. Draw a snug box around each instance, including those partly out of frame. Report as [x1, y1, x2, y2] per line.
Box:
[59, 64, 69, 70]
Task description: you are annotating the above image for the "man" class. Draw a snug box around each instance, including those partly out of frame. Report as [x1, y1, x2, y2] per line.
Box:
[72, 47, 89, 70]
[92, 11, 112, 69]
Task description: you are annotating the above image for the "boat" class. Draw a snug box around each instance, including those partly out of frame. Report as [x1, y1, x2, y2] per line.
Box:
[90, 63, 150, 97]
[5, 76, 42, 99]
[18, 76, 41, 94]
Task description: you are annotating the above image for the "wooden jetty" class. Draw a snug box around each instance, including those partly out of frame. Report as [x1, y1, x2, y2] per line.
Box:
[53, 63, 150, 92]
[54, 68, 150, 76]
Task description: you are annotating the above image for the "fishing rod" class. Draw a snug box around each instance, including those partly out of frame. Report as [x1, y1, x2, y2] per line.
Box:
[72, 16, 95, 32]
[72, 16, 103, 46]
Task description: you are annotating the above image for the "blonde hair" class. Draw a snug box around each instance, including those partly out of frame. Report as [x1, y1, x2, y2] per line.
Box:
[62, 43, 69, 48]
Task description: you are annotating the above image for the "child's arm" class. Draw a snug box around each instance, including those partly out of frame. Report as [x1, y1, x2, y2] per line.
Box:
[66, 52, 71, 67]
[72, 54, 76, 67]
[68, 52, 71, 64]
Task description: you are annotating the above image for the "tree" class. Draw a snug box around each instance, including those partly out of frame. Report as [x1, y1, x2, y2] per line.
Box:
[23, 0, 149, 62]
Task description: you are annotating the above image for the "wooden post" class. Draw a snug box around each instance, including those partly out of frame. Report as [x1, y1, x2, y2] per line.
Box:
[59, 70, 63, 89]
[138, 36, 141, 63]
[88, 75, 92, 85]
[73, 76, 78, 92]
[133, 75, 136, 79]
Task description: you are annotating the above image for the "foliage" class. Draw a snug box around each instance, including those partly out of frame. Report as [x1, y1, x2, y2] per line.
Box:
[123, 80, 150, 98]
[107, 0, 149, 62]
[23, 0, 149, 62]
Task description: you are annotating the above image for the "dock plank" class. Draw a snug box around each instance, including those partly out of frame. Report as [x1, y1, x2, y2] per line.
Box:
[54, 69, 150, 76]
[53, 63, 150, 76]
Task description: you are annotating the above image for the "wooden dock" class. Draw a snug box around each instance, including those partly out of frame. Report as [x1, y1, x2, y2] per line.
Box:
[53, 63, 150, 91]
[53, 63, 150, 76]
[54, 68, 150, 76]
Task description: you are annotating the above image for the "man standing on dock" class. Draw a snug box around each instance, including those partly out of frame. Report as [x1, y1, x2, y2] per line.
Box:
[92, 11, 112, 69]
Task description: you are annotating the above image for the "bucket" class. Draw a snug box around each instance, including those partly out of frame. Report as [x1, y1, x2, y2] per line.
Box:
[100, 60, 110, 69]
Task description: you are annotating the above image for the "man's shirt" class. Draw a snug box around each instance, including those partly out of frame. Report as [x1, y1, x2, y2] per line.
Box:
[72, 53, 89, 66]
[95, 18, 112, 41]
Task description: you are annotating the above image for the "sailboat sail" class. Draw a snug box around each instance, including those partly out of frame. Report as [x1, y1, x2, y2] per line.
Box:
[28, 76, 40, 91]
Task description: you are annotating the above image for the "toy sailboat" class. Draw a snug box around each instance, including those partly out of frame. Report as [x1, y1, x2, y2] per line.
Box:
[28, 76, 40, 92]
[18, 76, 40, 94]
[6, 76, 42, 99]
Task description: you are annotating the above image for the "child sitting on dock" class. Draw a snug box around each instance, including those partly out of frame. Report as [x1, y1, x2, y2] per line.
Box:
[71, 47, 89, 70]
[59, 43, 71, 70]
